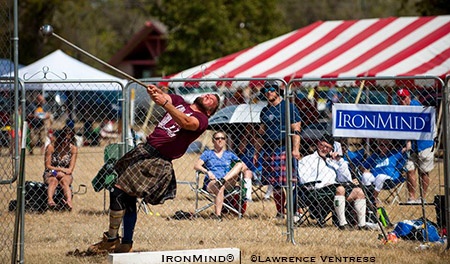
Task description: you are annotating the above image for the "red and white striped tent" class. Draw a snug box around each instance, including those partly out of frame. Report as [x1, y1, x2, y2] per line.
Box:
[164, 16, 450, 87]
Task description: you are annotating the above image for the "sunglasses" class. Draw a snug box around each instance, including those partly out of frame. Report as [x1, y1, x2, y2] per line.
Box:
[319, 141, 333, 150]
[262, 87, 277, 94]
[214, 137, 226, 141]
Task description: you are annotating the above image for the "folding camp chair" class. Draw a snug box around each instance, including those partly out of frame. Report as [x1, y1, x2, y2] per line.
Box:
[295, 181, 335, 227]
[250, 171, 267, 201]
[182, 171, 245, 218]
[382, 180, 406, 205]
[90, 143, 124, 212]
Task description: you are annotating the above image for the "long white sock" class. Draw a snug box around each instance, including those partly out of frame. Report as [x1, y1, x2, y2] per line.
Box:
[354, 199, 367, 227]
[265, 185, 273, 198]
[244, 178, 252, 200]
[334, 195, 347, 226]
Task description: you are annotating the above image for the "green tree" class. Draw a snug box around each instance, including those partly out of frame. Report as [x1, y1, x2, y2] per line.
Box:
[146, 0, 289, 76]
[401, 0, 450, 15]
[10, 0, 147, 73]
[49, 0, 147, 73]
[17, 0, 62, 64]
[280, 0, 420, 30]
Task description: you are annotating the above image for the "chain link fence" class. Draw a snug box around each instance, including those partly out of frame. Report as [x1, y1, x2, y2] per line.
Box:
[0, 1, 17, 263]
[289, 76, 446, 246]
[0, 74, 448, 263]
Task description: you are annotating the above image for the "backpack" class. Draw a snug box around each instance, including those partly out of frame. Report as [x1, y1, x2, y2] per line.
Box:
[393, 218, 441, 242]
[91, 161, 117, 192]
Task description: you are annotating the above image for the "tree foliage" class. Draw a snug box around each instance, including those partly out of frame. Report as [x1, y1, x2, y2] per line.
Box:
[407, 0, 450, 16]
[280, 0, 422, 29]
[145, 0, 289, 76]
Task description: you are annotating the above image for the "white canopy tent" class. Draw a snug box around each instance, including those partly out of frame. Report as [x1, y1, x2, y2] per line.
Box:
[2, 49, 127, 90]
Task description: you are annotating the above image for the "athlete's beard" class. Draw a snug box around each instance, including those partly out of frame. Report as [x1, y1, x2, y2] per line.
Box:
[268, 94, 279, 103]
[194, 96, 208, 114]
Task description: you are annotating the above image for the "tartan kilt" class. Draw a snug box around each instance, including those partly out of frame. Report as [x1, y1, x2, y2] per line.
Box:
[114, 144, 176, 205]
[261, 145, 298, 187]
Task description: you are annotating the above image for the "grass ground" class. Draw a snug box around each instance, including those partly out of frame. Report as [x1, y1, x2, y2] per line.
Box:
[0, 141, 449, 264]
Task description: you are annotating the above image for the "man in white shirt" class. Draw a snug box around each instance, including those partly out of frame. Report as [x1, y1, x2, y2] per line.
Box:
[297, 134, 367, 230]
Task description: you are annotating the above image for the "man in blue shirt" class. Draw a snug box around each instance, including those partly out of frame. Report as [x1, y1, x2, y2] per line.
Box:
[397, 89, 435, 203]
[361, 139, 407, 204]
[254, 81, 302, 219]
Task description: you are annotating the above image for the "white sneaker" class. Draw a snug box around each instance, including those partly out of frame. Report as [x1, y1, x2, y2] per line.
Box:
[293, 213, 305, 225]
[406, 198, 421, 204]
[365, 222, 380, 230]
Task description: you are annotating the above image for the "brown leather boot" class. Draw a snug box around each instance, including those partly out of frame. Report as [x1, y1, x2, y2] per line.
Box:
[87, 232, 120, 255]
[114, 242, 133, 253]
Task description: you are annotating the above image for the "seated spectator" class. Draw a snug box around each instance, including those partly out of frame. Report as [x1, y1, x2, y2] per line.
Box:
[343, 138, 366, 169]
[235, 124, 260, 202]
[360, 139, 407, 205]
[297, 134, 367, 230]
[43, 126, 78, 210]
[193, 131, 250, 220]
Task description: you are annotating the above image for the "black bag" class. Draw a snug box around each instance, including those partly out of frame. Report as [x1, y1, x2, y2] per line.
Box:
[24, 181, 48, 212]
[434, 195, 447, 229]
[172, 210, 193, 220]
[8, 181, 65, 213]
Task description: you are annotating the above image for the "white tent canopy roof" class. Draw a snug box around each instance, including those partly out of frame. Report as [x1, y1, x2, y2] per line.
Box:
[2, 49, 127, 90]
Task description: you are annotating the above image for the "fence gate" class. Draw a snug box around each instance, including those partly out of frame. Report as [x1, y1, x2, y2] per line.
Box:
[289, 76, 448, 247]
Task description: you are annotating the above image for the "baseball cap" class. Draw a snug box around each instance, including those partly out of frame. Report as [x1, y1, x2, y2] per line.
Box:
[396, 89, 410, 97]
[262, 80, 283, 96]
[264, 80, 279, 89]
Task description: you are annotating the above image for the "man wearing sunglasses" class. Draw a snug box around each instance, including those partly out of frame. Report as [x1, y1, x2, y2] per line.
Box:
[396, 89, 434, 204]
[254, 80, 302, 219]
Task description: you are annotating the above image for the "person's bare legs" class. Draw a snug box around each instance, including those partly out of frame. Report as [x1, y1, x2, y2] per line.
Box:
[207, 162, 242, 217]
[406, 169, 417, 200]
[418, 171, 430, 201]
[46, 177, 58, 206]
[60, 175, 73, 209]
[207, 183, 224, 216]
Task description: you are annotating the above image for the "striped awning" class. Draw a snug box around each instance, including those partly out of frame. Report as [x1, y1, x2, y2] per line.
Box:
[163, 16, 450, 87]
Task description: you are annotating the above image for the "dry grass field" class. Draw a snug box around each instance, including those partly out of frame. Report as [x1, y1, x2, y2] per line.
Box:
[1, 140, 449, 264]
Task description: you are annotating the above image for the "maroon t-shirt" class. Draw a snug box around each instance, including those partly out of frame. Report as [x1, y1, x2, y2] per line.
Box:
[146, 94, 209, 160]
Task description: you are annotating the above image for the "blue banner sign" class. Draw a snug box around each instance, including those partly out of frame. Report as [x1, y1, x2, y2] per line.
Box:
[332, 103, 435, 140]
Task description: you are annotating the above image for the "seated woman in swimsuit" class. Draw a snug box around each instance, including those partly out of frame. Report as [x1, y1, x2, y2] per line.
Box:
[43, 126, 78, 210]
